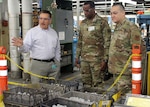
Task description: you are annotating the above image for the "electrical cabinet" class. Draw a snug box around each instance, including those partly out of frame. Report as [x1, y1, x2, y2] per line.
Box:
[56, 0, 72, 10]
[55, 9, 73, 72]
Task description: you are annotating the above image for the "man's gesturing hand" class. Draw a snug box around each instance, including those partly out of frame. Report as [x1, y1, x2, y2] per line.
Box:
[12, 37, 23, 47]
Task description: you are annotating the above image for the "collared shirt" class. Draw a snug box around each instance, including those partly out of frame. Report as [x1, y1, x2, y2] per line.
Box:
[19, 25, 61, 61]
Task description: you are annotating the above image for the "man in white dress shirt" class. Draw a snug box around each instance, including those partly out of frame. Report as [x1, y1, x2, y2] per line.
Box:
[12, 10, 61, 83]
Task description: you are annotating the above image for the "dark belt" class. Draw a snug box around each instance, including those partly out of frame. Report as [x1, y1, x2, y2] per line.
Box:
[32, 58, 54, 62]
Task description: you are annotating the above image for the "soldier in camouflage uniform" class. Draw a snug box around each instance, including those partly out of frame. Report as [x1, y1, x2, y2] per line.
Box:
[108, 3, 143, 92]
[75, 1, 111, 88]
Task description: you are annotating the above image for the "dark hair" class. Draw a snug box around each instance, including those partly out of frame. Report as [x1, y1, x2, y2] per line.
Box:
[112, 2, 125, 11]
[84, 1, 95, 8]
[39, 10, 52, 18]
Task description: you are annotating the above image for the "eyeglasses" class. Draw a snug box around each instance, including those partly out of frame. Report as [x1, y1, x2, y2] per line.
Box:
[38, 17, 50, 21]
[82, 8, 93, 12]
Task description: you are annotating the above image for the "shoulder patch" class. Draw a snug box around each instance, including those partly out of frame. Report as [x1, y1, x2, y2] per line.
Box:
[135, 35, 140, 41]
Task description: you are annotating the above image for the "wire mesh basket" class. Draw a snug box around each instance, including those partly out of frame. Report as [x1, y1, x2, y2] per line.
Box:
[24, 83, 66, 100]
[57, 79, 80, 92]
[40, 97, 92, 107]
[59, 91, 111, 107]
[48, 79, 80, 92]
[3, 86, 48, 107]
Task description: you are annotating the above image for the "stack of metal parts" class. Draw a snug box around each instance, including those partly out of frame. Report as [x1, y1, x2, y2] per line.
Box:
[3, 80, 81, 107]
[41, 91, 112, 107]
[47, 79, 81, 91]
[3, 86, 48, 107]
[56, 79, 80, 92]
[18, 83, 67, 100]
[60, 91, 111, 107]
[24, 80, 81, 99]
[41, 97, 92, 107]
[3, 83, 65, 107]
[4, 80, 115, 107]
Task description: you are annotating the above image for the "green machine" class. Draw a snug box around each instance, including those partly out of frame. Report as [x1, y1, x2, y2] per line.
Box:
[42, 0, 74, 73]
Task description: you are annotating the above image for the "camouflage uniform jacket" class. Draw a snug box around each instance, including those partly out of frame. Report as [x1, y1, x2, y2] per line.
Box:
[76, 14, 111, 62]
[108, 18, 142, 74]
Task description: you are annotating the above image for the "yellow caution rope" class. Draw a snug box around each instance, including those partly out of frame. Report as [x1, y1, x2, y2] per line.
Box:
[103, 54, 141, 94]
[5, 55, 55, 80]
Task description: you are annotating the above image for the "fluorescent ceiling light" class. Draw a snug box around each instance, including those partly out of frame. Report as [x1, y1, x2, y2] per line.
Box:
[119, 0, 137, 5]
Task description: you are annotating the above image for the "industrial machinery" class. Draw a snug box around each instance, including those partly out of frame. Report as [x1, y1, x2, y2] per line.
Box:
[137, 15, 150, 51]
[42, 0, 74, 73]
[137, 14, 150, 95]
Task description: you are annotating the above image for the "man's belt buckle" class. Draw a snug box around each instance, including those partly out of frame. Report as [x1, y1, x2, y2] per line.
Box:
[33, 58, 54, 62]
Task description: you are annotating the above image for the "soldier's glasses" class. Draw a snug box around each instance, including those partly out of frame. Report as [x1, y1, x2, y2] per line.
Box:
[83, 8, 93, 12]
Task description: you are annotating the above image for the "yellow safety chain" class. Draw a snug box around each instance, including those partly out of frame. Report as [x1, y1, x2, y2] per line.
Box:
[0, 94, 4, 107]
[104, 54, 141, 94]
[1, 54, 141, 90]
[0, 54, 55, 86]
[98, 54, 141, 107]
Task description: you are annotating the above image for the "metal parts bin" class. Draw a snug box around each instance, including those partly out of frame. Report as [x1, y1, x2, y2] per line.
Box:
[40, 97, 92, 107]
[60, 91, 111, 107]
[3, 86, 48, 106]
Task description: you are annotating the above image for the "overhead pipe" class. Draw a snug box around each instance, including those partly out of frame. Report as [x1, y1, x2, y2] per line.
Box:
[76, 0, 80, 29]
[111, 0, 113, 6]
[8, 0, 21, 78]
[22, 0, 32, 80]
